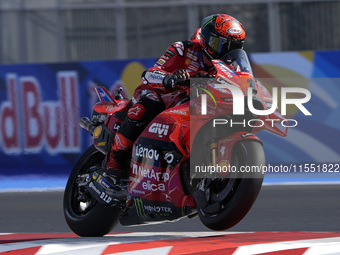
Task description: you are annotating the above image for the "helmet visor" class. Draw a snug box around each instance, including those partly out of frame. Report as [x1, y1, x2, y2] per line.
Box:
[208, 34, 243, 58]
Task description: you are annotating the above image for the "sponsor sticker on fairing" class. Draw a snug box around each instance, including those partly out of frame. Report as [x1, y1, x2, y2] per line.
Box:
[148, 123, 169, 137]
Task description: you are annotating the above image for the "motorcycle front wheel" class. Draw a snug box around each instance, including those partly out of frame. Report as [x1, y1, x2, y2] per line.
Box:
[196, 140, 265, 231]
[63, 145, 121, 237]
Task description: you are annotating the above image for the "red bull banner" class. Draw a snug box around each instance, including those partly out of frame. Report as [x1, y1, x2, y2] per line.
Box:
[0, 60, 155, 176]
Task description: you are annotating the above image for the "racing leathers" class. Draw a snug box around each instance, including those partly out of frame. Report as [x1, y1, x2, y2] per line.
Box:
[106, 38, 216, 178]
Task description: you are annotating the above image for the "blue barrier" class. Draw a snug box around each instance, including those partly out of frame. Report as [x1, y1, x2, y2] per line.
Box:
[0, 59, 155, 177]
[0, 50, 339, 189]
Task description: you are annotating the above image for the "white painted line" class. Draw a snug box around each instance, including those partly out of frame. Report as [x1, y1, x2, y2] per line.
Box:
[0, 232, 246, 253]
[36, 242, 120, 255]
[304, 243, 340, 255]
[233, 237, 340, 255]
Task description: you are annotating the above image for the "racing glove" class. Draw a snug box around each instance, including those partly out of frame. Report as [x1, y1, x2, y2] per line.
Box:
[191, 71, 216, 87]
[162, 69, 190, 90]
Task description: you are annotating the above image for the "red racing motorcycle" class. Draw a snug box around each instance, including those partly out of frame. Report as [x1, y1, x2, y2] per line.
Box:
[63, 49, 288, 236]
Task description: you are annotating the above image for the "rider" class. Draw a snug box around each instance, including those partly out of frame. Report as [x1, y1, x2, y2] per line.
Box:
[106, 14, 246, 179]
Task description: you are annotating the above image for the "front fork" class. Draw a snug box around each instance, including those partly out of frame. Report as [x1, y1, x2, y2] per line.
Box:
[210, 141, 218, 166]
[209, 125, 219, 167]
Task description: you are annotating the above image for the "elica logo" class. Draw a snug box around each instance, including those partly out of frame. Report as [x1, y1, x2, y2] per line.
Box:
[201, 85, 312, 116]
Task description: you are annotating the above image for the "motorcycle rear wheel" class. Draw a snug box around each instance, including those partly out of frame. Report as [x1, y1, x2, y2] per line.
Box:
[63, 145, 121, 237]
[197, 140, 265, 231]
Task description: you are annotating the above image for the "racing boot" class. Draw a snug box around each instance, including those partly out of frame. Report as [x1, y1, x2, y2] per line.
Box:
[105, 133, 133, 181]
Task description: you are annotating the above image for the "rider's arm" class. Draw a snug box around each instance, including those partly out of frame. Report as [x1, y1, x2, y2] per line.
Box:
[141, 41, 192, 89]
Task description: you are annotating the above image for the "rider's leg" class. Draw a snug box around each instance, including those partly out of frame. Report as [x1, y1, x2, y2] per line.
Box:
[105, 91, 165, 178]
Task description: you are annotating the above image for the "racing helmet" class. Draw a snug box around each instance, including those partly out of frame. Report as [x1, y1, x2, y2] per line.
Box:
[200, 14, 245, 60]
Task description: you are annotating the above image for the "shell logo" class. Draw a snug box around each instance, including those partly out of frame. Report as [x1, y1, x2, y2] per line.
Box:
[93, 126, 102, 139]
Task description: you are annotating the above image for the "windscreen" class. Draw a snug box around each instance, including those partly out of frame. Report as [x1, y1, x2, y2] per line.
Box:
[220, 49, 253, 75]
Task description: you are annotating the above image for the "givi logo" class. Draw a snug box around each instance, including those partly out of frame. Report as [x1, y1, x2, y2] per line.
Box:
[148, 123, 169, 137]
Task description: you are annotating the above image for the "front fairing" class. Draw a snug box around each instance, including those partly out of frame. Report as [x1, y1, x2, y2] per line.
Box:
[200, 49, 288, 137]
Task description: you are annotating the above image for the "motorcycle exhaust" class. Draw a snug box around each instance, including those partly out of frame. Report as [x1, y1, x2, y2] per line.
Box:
[85, 180, 127, 205]
[106, 189, 128, 200]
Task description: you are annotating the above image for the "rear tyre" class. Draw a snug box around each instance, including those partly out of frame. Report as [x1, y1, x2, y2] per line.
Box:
[63, 145, 121, 237]
[197, 140, 265, 231]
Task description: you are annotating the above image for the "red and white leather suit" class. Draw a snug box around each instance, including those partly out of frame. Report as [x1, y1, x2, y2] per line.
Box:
[107, 38, 216, 175]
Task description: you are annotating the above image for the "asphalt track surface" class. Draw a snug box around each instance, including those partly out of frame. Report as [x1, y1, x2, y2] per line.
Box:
[1, 184, 340, 233]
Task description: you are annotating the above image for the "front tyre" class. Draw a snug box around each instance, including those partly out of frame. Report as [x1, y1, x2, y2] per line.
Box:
[197, 140, 265, 231]
[63, 145, 121, 237]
